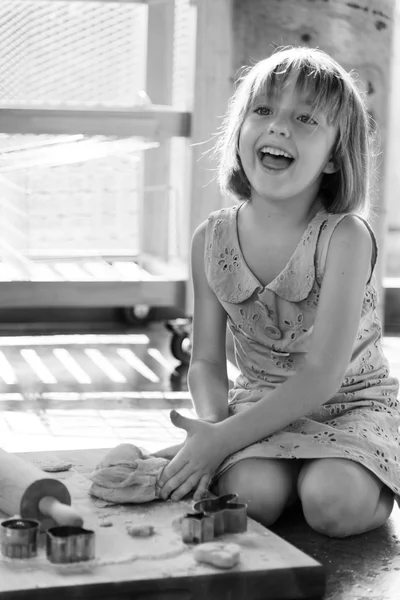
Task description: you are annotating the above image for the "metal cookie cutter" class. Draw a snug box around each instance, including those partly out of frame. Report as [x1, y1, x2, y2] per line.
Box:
[181, 512, 215, 544]
[193, 493, 247, 537]
[46, 525, 95, 564]
[1, 517, 40, 559]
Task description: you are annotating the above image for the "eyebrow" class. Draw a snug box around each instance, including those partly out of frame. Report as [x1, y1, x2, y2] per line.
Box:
[251, 95, 317, 110]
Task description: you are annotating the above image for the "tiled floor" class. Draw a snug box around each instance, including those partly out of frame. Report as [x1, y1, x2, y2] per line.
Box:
[0, 324, 398, 455]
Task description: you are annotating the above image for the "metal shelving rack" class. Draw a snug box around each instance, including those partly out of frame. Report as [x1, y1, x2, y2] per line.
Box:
[0, 0, 193, 316]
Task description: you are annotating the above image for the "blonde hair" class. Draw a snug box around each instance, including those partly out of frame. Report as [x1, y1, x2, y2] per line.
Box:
[215, 46, 375, 218]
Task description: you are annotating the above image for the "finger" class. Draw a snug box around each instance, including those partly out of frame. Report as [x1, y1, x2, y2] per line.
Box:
[170, 472, 203, 502]
[169, 410, 195, 432]
[157, 455, 189, 488]
[152, 442, 184, 460]
[193, 474, 212, 501]
[159, 463, 194, 500]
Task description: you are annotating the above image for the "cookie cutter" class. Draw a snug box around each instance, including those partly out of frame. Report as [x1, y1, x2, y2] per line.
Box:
[46, 525, 95, 564]
[182, 493, 247, 543]
[0, 517, 40, 559]
[181, 512, 215, 544]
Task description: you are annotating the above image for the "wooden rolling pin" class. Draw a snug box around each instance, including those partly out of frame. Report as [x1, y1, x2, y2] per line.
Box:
[0, 448, 83, 530]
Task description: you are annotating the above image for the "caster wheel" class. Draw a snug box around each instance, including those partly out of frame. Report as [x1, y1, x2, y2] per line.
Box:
[170, 331, 192, 364]
[170, 363, 189, 391]
[122, 305, 153, 325]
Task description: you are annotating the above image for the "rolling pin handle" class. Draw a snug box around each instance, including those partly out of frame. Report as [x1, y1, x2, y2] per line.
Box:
[38, 496, 83, 528]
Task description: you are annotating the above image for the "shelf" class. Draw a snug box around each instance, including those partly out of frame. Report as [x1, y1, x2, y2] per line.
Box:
[0, 105, 191, 139]
[0, 258, 187, 308]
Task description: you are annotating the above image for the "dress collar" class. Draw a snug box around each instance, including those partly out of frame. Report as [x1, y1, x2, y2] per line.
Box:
[212, 203, 328, 303]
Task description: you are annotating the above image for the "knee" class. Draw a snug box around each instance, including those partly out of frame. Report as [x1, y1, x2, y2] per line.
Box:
[300, 484, 353, 537]
[217, 460, 293, 527]
[298, 461, 373, 538]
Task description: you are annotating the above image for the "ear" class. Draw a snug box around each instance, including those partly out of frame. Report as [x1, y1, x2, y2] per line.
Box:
[323, 160, 338, 174]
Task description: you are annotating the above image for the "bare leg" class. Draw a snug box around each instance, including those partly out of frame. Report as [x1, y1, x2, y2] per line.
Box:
[298, 458, 395, 537]
[217, 458, 303, 527]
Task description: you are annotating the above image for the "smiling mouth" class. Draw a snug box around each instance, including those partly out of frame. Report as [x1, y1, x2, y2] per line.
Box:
[258, 146, 295, 171]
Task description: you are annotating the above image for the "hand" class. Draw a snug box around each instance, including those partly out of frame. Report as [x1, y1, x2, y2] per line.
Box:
[157, 410, 226, 502]
[193, 471, 214, 501]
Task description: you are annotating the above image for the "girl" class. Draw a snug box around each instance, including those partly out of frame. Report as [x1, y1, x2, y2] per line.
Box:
[157, 46, 400, 538]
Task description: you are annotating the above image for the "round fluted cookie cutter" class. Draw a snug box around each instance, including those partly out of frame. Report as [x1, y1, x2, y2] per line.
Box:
[46, 525, 95, 564]
[1, 517, 40, 559]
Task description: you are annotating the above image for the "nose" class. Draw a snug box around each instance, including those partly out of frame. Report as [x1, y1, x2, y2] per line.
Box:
[267, 119, 290, 138]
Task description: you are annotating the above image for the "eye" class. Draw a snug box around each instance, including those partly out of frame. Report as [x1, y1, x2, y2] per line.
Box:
[298, 114, 318, 125]
[254, 106, 272, 116]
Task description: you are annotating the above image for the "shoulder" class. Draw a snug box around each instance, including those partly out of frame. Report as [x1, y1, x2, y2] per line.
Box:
[191, 219, 208, 250]
[316, 213, 376, 283]
[192, 206, 237, 251]
[330, 213, 372, 242]
[328, 214, 373, 261]
[191, 220, 209, 274]
[324, 214, 373, 279]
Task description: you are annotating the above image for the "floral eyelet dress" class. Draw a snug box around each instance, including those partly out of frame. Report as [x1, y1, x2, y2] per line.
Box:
[205, 203, 400, 502]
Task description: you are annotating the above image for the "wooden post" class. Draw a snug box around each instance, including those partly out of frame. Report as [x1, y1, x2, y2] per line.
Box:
[189, 0, 234, 237]
[186, 0, 233, 313]
[383, 1, 400, 281]
[142, 2, 175, 262]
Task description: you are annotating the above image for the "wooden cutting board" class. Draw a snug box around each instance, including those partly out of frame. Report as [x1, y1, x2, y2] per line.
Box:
[0, 448, 325, 600]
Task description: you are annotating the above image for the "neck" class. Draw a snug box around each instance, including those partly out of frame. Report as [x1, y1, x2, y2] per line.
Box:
[246, 194, 322, 230]
[248, 172, 324, 227]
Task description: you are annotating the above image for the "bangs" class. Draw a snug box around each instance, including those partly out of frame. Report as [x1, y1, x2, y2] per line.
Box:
[247, 53, 349, 125]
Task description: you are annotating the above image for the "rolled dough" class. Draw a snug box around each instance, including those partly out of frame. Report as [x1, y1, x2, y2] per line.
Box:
[35, 460, 73, 473]
[88, 443, 169, 504]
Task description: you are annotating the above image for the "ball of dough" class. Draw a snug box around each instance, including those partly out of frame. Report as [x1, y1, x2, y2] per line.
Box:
[193, 542, 241, 569]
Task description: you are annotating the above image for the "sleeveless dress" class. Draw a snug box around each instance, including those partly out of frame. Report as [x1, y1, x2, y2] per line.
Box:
[204, 203, 400, 503]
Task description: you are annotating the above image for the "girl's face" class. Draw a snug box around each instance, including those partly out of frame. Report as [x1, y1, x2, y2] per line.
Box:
[238, 76, 338, 207]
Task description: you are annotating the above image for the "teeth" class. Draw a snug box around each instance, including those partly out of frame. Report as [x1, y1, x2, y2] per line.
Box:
[260, 146, 293, 159]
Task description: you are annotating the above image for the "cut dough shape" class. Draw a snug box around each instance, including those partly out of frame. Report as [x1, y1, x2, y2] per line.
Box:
[88, 443, 169, 504]
[126, 524, 155, 537]
[193, 542, 240, 569]
[35, 460, 72, 473]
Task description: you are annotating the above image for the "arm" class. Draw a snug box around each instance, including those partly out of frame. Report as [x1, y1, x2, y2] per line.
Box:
[187, 221, 230, 423]
[215, 215, 373, 456]
[153, 224, 228, 463]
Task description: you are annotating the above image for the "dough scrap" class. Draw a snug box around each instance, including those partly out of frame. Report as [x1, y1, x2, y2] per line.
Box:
[88, 443, 169, 504]
[35, 460, 72, 473]
[193, 542, 240, 569]
[126, 524, 155, 537]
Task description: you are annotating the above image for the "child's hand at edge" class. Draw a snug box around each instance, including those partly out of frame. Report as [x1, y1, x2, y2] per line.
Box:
[157, 410, 226, 502]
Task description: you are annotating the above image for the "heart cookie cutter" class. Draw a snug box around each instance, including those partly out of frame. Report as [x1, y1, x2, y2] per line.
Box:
[182, 493, 247, 543]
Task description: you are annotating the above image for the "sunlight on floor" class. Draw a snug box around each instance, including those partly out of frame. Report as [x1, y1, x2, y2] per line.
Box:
[0, 336, 398, 455]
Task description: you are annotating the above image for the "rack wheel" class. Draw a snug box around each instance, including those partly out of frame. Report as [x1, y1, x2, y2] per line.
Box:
[166, 318, 192, 364]
[123, 305, 153, 325]
[171, 331, 192, 364]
